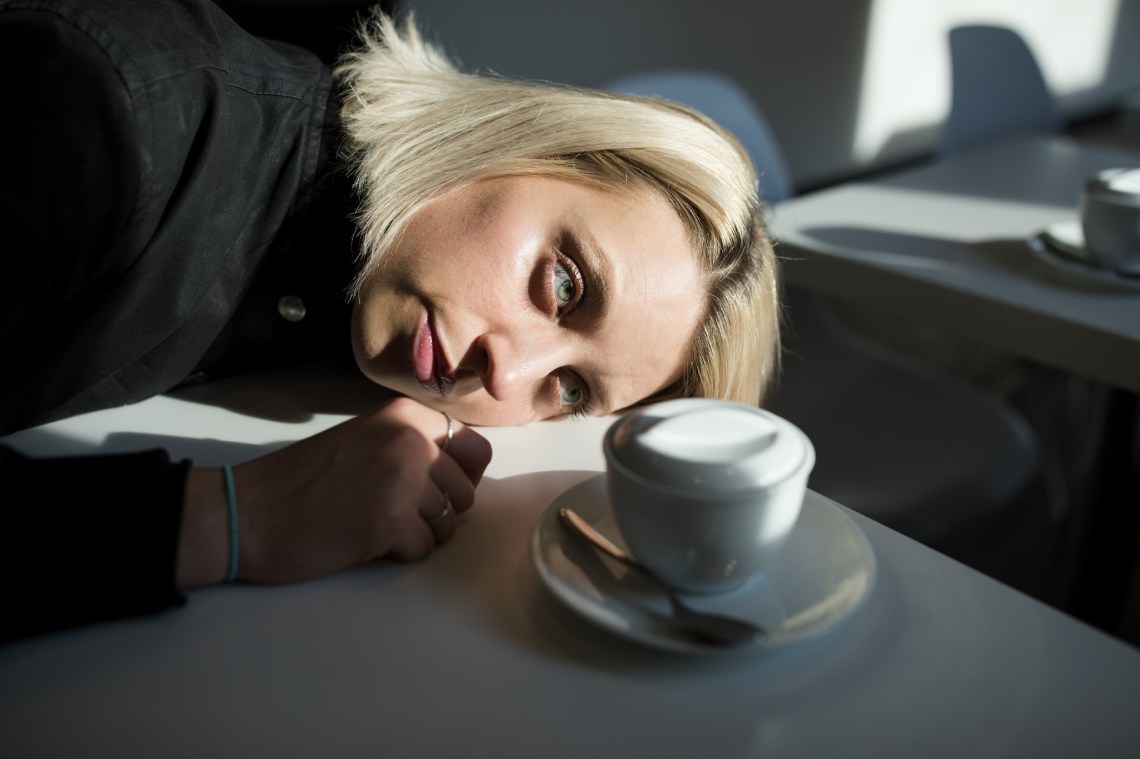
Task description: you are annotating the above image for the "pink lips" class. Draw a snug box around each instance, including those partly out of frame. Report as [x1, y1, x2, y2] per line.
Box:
[413, 312, 454, 396]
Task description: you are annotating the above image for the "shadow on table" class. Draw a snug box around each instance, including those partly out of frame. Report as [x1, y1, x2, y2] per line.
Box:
[6, 427, 289, 466]
[167, 363, 398, 424]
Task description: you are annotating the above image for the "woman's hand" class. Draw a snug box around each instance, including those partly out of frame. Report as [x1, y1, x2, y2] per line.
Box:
[176, 397, 492, 587]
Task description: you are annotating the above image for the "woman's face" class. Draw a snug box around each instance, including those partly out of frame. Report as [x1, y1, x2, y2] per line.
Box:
[351, 175, 704, 425]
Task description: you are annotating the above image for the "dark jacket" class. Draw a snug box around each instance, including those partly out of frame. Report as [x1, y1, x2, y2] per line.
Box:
[0, 0, 356, 641]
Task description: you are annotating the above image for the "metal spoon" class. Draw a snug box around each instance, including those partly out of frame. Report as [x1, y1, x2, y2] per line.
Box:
[559, 508, 766, 648]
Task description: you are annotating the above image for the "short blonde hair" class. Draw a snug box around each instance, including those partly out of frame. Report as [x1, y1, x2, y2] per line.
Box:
[334, 11, 781, 406]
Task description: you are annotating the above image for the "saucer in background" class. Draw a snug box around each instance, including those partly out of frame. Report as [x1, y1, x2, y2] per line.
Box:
[1028, 220, 1140, 288]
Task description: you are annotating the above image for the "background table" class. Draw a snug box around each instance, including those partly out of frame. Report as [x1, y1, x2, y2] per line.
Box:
[769, 135, 1140, 633]
[2, 367, 1139, 758]
[769, 135, 1140, 393]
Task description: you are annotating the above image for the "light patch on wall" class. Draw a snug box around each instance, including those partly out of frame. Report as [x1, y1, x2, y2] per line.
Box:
[853, 0, 1120, 163]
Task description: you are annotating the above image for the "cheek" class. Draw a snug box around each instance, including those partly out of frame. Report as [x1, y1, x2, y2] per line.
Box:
[448, 394, 540, 426]
[351, 286, 389, 358]
[454, 257, 535, 318]
[350, 300, 371, 344]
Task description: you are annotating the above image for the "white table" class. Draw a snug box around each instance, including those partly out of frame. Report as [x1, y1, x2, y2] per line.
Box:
[2, 368, 1139, 758]
[769, 135, 1140, 394]
[769, 135, 1140, 633]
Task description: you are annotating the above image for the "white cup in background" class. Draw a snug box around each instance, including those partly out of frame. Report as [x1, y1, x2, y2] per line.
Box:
[603, 399, 815, 594]
[1080, 167, 1140, 275]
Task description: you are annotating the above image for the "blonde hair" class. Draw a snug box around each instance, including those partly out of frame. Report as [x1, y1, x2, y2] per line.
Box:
[334, 11, 781, 405]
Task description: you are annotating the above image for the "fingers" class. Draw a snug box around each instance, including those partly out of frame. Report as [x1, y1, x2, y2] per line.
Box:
[423, 490, 457, 543]
[379, 399, 492, 486]
[430, 449, 477, 515]
[434, 416, 493, 486]
[380, 464, 443, 562]
[437, 410, 455, 453]
[386, 517, 437, 563]
[419, 453, 474, 548]
[346, 398, 492, 562]
[224, 398, 493, 582]
[425, 492, 454, 527]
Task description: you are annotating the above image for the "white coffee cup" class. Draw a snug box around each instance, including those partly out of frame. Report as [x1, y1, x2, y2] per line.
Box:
[1080, 167, 1140, 275]
[603, 398, 815, 594]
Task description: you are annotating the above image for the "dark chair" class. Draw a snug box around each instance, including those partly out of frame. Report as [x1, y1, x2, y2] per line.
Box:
[943, 24, 1058, 154]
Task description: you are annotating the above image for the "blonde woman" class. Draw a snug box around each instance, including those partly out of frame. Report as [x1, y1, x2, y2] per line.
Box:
[0, 0, 779, 640]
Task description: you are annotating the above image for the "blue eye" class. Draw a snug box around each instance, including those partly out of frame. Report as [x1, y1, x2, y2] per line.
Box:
[554, 262, 576, 306]
[559, 380, 582, 407]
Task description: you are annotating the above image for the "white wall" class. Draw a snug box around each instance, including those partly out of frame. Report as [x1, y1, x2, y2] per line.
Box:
[400, 0, 1140, 190]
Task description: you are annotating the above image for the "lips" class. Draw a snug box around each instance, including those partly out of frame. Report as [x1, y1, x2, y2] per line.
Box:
[413, 311, 454, 396]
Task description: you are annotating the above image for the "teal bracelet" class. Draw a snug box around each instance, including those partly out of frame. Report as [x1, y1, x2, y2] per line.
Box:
[223, 465, 239, 583]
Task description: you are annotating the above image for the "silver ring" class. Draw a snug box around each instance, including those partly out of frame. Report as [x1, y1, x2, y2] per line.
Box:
[427, 493, 451, 525]
[440, 411, 454, 452]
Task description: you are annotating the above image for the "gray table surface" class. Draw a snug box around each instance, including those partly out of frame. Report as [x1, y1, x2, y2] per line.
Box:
[2, 368, 1139, 758]
[769, 135, 1140, 394]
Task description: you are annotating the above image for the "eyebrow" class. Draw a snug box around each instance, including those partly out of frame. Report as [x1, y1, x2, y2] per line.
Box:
[570, 226, 615, 415]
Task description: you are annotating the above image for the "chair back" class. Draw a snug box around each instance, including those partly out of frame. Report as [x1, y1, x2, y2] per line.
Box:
[604, 70, 794, 204]
[944, 24, 1058, 153]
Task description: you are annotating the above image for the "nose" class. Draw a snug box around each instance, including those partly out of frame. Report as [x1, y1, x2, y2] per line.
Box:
[466, 323, 569, 403]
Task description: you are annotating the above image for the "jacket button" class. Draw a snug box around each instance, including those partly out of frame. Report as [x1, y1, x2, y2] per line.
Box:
[277, 295, 307, 322]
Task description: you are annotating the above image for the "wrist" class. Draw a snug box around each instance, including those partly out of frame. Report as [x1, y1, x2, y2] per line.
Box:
[176, 467, 229, 587]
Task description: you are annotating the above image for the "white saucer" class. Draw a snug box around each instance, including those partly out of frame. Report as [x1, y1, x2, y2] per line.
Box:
[529, 474, 876, 655]
[1028, 220, 1140, 288]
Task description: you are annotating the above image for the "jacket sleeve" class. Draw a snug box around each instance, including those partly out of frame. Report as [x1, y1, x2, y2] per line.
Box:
[0, 7, 187, 643]
[0, 445, 190, 643]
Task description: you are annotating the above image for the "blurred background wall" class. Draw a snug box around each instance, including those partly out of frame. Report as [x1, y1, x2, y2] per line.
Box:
[399, 0, 1140, 190]
[217, 0, 1140, 191]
